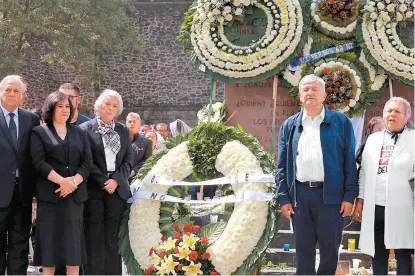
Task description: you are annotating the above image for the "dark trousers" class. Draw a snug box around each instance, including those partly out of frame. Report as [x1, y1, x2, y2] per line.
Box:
[293, 183, 343, 275]
[83, 192, 126, 275]
[0, 186, 32, 275]
[372, 205, 413, 275]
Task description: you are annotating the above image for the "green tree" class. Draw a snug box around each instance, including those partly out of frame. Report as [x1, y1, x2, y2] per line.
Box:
[0, 0, 143, 88]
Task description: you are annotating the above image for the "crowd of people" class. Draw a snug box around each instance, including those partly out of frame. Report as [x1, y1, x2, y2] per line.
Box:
[0, 72, 413, 276]
[0, 74, 193, 275]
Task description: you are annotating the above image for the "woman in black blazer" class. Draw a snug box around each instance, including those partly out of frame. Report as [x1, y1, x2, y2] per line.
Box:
[80, 89, 132, 275]
[30, 91, 92, 275]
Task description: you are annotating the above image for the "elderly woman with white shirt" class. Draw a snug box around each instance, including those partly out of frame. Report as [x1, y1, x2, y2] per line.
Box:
[353, 97, 414, 275]
[80, 90, 132, 275]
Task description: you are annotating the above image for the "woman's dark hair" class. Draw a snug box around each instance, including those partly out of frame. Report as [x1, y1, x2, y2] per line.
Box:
[31, 108, 42, 121]
[42, 91, 74, 125]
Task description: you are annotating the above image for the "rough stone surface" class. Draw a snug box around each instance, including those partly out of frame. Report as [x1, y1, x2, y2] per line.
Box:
[19, 0, 224, 126]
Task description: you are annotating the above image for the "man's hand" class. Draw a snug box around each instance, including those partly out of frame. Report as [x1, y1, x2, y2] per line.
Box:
[280, 203, 295, 221]
[340, 201, 353, 217]
[104, 179, 119, 194]
[352, 199, 364, 222]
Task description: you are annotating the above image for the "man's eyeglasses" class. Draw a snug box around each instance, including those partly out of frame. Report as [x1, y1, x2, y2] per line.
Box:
[67, 95, 80, 100]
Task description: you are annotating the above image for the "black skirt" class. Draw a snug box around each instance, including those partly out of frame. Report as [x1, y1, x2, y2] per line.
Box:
[34, 196, 86, 267]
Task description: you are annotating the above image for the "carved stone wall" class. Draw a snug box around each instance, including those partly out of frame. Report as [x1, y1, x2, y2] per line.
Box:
[20, 0, 224, 126]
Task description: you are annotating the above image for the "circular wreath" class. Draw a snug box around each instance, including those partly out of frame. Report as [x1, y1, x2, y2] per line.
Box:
[356, 0, 414, 85]
[314, 60, 362, 113]
[178, 0, 311, 83]
[311, 0, 359, 39]
[282, 51, 387, 117]
[120, 123, 279, 275]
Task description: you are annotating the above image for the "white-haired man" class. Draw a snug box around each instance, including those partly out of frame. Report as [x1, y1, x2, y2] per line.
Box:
[277, 74, 358, 275]
[0, 75, 39, 274]
[125, 112, 152, 178]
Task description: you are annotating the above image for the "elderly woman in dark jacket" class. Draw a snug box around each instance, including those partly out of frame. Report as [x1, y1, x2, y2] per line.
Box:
[80, 89, 132, 275]
[30, 91, 92, 275]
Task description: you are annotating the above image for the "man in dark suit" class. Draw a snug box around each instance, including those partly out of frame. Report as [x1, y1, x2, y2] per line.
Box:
[126, 112, 152, 179]
[0, 75, 40, 274]
[80, 90, 132, 275]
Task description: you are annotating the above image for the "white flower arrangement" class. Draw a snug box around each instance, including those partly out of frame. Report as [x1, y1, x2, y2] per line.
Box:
[128, 139, 271, 275]
[208, 140, 268, 275]
[129, 142, 194, 270]
[358, 50, 388, 91]
[361, 0, 414, 82]
[197, 101, 226, 123]
[191, 0, 304, 78]
[282, 37, 313, 86]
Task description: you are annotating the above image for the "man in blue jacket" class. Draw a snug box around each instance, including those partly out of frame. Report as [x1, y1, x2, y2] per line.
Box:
[277, 74, 358, 275]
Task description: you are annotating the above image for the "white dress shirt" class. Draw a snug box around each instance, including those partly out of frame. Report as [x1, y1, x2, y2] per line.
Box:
[102, 129, 117, 172]
[296, 108, 325, 182]
[1, 105, 19, 177]
[0, 104, 19, 138]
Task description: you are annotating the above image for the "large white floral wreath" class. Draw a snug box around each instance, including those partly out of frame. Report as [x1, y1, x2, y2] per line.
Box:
[359, 0, 414, 83]
[120, 123, 279, 275]
[190, 0, 306, 79]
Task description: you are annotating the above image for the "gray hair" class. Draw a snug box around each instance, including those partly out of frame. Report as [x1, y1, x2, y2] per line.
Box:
[299, 74, 326, 93]
[155, 123, 168, 130]
[127, 112, 141, 120]
[94, 89, 123, 116]
[0, 75, 27, 94]
[383, 96, 411, 121]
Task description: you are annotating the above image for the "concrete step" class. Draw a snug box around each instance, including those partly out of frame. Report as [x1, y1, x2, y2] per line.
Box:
[265, 248, 372, 268]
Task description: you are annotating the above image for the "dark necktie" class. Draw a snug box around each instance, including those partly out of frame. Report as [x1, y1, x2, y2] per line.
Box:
[9, 113, 18, 147]
[391, 128, 405, 145]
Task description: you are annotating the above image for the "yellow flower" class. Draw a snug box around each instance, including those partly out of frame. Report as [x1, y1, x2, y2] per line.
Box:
[161, 237, 177, 251]
[179, 234, 198, 250]
[174, 247, 191, 260]
[182, 261, 203, 276]
[164, 255, 179, 275]
[151, 252, 162, 266]
[155, 264, 168, 276]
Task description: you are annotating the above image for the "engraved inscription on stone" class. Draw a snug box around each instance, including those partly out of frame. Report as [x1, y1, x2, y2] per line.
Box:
[225, 79, 301, 156]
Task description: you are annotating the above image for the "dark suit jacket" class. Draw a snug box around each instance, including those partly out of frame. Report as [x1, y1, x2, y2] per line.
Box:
[80, 118, 133, 200]
[30, 124, 92, 204]
[0, 108, 39, 208]
[131, 134, 152, 174]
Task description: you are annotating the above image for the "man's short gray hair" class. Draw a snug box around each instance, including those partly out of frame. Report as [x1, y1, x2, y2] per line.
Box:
[299, 74, 326, 93]
[0, 75, 27, 94]
[383, 96, 411, 121]
[94, 89, 124, 116]
[155, 123, 168, 130]
[127, 112, 141, 120]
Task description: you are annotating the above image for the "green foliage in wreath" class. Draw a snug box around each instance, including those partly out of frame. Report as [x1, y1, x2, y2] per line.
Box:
[119, 123, 281, 275]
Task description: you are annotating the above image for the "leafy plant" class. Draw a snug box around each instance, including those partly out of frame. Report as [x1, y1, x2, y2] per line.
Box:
[0, 0, 143, 88]
[199, 222, 227, 245]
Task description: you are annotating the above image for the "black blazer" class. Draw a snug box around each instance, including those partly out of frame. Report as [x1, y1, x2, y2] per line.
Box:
[0, 108, 39, 208]
[30, 124, 92, 204]
[131, 134, 152, 174]
[80, 118, 133, 200]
